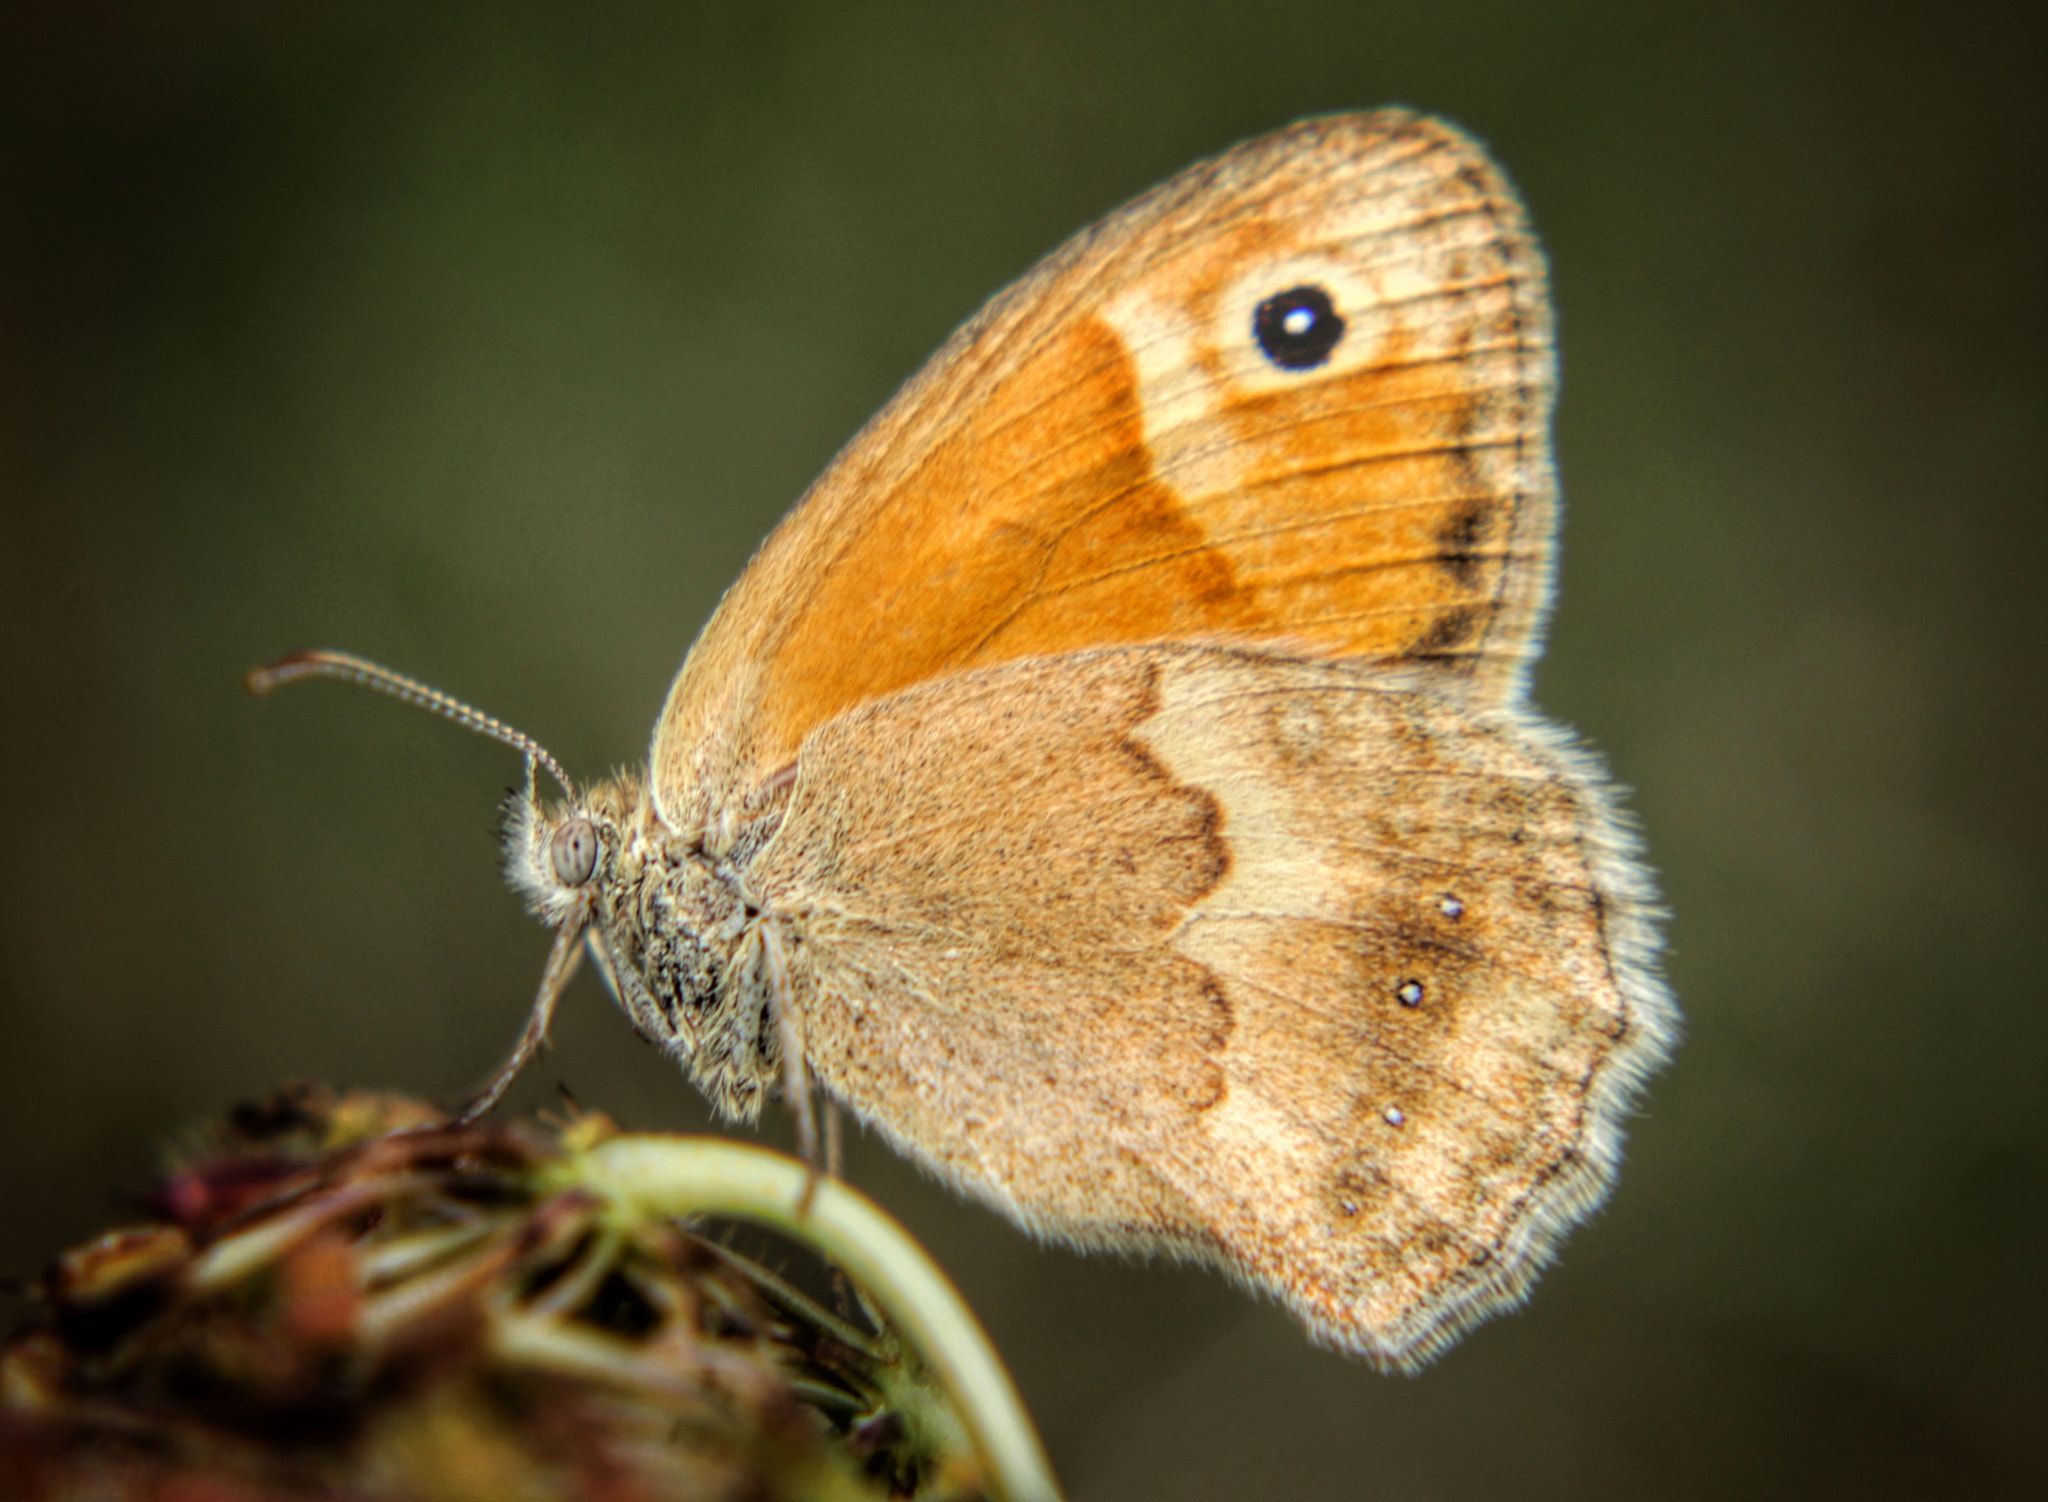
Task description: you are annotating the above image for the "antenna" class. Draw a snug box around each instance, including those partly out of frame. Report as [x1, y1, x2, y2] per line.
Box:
[246, 649, 574, 796]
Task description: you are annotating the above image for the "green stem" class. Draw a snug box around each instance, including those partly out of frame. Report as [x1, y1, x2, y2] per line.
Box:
[560, 1135, 1063, 1502]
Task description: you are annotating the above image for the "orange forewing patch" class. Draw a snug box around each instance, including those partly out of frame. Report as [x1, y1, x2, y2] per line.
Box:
[721, 318, 1270, 762]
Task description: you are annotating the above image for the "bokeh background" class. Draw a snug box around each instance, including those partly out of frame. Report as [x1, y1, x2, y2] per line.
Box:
[4, 3, 2043, 1496]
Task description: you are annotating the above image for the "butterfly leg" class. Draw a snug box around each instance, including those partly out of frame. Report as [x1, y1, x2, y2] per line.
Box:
[759, 921, 825, 1208]
[458, 916, 588, 1121]
[822, 1094, 844, 1180]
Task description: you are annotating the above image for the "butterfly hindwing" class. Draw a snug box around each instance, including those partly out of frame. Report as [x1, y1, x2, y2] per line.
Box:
[749, 645, 1672, 1367]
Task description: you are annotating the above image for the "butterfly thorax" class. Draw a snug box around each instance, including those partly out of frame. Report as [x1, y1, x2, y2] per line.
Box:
[501, 768, 784, 1120]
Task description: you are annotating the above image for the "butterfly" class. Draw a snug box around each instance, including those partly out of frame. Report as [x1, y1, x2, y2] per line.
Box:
[255, 109, 1675, 1370]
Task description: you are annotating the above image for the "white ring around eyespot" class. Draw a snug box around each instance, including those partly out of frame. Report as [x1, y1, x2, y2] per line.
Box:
[1211, 252, 1393, 396]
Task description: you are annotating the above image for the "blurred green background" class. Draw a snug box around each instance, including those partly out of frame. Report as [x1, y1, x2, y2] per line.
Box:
[3, 2, 2043, 1496]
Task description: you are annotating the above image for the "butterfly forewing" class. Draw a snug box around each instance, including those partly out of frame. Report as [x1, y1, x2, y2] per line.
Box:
[653, 111, 1558, 814]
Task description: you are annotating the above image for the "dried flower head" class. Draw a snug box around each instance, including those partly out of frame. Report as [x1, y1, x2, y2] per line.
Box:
[1, 1086, 1051, 1502]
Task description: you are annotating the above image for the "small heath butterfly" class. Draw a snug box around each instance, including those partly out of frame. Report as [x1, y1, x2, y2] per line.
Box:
[253, 111, 1676, 1369]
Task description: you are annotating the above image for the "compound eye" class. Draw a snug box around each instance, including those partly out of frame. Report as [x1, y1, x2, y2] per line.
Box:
[549, 817, 598, 887]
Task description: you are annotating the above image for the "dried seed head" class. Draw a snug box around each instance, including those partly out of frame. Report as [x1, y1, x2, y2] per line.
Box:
[1, 1086, 997, 1502]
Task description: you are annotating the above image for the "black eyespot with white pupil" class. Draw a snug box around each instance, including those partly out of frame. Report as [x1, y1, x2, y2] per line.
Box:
[1253, 284, 1345, 370]
[550, 817, 598, 887]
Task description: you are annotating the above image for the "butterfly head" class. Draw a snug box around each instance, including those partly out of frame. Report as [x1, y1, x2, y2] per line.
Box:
[499, 767, 638, 935]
